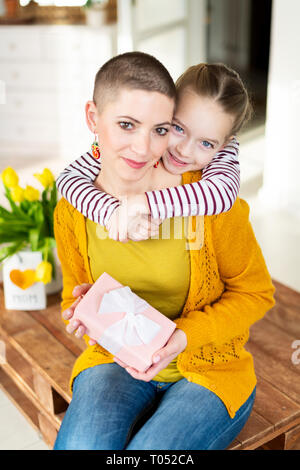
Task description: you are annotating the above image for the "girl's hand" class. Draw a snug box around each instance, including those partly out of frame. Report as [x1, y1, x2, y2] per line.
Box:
[126, 213, 161, 242]
[106, 194, 162, 242]
[113, 329, 187, 382]
[63, 283, 97, 346]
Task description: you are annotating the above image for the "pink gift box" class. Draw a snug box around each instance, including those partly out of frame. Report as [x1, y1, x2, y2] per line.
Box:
[72, 272, 176, 372]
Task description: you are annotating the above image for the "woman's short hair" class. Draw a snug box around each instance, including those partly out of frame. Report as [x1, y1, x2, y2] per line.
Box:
[93, 51, 176, 112]
[175, 63, 253, 136]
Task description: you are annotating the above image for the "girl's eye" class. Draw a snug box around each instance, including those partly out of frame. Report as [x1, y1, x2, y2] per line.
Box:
[172, 124, 184, 134]
[156, 127, 169, 136]
[119, 121, 133, 130]
[201, 140, 214, 149]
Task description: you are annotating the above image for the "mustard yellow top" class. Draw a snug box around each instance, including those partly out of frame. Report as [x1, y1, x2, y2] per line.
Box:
[86, 215, 190, 382]
[54, 170, 275, 418]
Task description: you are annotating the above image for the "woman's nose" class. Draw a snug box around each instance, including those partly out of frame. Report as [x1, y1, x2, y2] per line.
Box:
[131, 132, 150, 158]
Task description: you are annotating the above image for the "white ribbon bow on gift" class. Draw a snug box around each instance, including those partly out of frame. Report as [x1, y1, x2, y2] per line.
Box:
[97, 286, 161, 355]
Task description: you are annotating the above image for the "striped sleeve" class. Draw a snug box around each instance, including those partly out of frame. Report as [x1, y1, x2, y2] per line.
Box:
[145, 137, 240, 219]
[56, 151, 121, 227]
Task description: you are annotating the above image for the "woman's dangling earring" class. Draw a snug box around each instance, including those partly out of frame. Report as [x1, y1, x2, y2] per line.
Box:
[153, 159, 160, 168]
[91, 134, 101, 159]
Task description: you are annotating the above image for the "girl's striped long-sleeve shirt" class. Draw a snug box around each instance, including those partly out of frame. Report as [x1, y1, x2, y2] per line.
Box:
[56, 138, 240, 227]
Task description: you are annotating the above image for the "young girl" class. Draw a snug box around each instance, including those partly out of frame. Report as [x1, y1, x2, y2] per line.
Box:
[56, 63, 249, 241]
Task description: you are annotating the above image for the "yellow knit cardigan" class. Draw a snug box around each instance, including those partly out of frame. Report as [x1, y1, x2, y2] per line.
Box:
[54, 170, 275, 418]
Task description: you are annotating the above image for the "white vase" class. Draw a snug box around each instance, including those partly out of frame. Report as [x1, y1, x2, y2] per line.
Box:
[2, 250, 46, 311]
[45, 246, 62, 295]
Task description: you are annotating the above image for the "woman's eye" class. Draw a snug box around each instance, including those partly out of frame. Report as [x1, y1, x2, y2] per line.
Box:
[201, 140, 213, 149]
[172, 124, 184, 134]
[156, 127, 169, 136]
[119, 121, 133, 130]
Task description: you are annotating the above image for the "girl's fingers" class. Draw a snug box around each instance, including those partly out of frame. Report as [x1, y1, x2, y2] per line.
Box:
[128, 218, 159, 241]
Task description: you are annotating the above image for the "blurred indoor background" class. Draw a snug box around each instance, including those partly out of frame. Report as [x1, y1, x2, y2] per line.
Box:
[0, 0, 299, 449]
[1, 0, 299, 289]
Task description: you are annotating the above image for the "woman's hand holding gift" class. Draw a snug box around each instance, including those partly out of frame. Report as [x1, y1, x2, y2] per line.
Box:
[63, 283, 97, 346]
[113, 328, 187, 382]
[62, 282, 188, 370]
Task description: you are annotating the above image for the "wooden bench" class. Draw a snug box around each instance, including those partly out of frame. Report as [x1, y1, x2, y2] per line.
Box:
[0, 280, 299, 450]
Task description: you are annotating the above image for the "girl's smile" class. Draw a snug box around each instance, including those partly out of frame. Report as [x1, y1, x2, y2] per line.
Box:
[166, 150, 189, 167]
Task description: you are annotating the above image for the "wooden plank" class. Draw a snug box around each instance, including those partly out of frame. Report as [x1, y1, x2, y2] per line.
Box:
[38, 411, 58, 449]
[228, 376, 300, 450]
[0, 290, 76, 403]
[260, 433, 286, 450]
[260, 423, 300, 450]
[9, 324, 74, 404]
[0, 280, 299, 450]
[0, 287, 85, 357]
[0, 334, 34, 391]
[227, 439, 242, 450]
[32, 369, 68, 416]
[0, 368, 40, 433]
[234, 411, 273, 449]
[1, 315, 75, 404]
[0, 345, 67, 432]
[266, 280, 300, 337]
[286, 422, 300, 450]
[0, 291, 37, 337]
[247, 318, 300, 406]
[253, 376, 300, 431]
[32, 369, 56, 414]
[28, 301, 86, 357]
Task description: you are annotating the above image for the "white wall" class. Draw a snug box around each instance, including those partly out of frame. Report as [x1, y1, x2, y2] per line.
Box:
[259, 0, 300, 216]
[117, 0, 207, 81]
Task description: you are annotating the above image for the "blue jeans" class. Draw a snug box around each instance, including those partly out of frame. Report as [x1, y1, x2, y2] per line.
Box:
[53, 363, 255, 450]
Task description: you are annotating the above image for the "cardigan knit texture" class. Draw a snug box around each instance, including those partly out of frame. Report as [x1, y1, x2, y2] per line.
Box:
[54, 170, 275, 418]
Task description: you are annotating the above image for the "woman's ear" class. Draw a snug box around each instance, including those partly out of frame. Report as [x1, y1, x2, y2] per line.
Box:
[85, 101, 99, 134]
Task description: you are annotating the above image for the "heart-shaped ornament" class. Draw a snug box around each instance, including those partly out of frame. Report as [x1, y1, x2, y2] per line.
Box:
[9, 269, 36, 290]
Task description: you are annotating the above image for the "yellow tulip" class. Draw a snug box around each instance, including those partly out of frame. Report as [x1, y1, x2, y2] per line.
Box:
[24, 185, 40, 202]
[34, 168, 55, 189]
[1, 167, 19, 188]
[35, 261, 52, 284]
[10, 185, 24, 203]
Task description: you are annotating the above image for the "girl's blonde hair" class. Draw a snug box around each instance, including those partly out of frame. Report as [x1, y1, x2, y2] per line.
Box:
[175, 63, 253, 136]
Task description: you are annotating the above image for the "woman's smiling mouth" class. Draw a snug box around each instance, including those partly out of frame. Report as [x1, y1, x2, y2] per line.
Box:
[122, 157, 148, 169]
